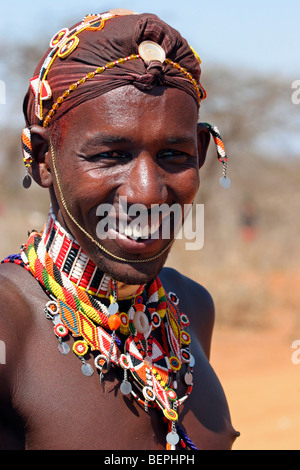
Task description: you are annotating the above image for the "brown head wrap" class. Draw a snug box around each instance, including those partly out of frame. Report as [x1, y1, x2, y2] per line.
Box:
[23, 10, 206, 127]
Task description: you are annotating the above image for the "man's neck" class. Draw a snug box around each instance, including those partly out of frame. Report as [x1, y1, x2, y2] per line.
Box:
[41, 206, 141, 300]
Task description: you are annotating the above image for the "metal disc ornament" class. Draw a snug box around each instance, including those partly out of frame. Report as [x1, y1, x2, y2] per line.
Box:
[184, 371, 193, 386]
[166, 431, 180, 446]
[58, 342, 70, 355]
[219, 175, 231, 189]
[108, 302, 119, 316]
[120, 381, 132, 395]
[81, 362, 94, 377]
[189, 354, 195, 367]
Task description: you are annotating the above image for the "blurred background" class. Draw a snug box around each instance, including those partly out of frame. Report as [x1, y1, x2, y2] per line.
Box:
[1, 0, 300, 450]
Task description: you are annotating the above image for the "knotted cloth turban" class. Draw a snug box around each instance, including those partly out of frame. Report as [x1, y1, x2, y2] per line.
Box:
[23, 9, 206, 128]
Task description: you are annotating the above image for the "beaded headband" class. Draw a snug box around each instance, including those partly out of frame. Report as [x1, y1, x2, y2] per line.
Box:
[43, 52, 206, 128]
[29, 10, 206, 127]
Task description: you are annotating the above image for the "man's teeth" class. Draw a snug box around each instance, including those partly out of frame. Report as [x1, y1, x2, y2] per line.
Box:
[124, 226, 133, 238]
[120, 221, 160, 239]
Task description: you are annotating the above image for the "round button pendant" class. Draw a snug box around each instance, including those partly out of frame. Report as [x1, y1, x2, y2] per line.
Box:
[138, 41, 166, 63]
[166, 431, 180, 446]
[108, 302, 119, 316]
[81, 362, 94, 377]
[189, 354, 196, 367]
[58, 342, 70, 355]
[219, 176, 231, 189]
[120, 381, 132, 395]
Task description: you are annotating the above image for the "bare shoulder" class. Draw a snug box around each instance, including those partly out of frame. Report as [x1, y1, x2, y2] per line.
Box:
[0, 262, 35, 449]
[0, 261, 34, 320]
[159, 267, 215, 359]
[0, 262, 38, 391]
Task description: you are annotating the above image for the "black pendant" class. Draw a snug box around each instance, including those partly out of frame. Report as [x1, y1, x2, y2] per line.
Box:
[22, 174, 32, 189]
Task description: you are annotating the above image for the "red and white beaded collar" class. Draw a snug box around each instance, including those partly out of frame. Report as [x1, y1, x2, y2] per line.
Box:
[42, 207, 111, 298]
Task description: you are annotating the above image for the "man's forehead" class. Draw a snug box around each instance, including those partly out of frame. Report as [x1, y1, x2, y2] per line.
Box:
[60, 86, 199, 148]
[79, 132, 197, 149]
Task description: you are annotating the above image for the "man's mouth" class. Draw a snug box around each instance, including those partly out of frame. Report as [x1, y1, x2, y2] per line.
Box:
[90, 203, 184, 265]
[117, 219, 161, 240]
[94, 202, 181, 258]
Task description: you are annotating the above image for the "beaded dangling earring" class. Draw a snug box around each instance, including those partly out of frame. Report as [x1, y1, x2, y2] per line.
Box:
[21, 127, 33, 189]
[206, 123, 231, 189]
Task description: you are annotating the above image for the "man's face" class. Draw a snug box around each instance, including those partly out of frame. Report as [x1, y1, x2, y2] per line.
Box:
[49, 85, 201, 285]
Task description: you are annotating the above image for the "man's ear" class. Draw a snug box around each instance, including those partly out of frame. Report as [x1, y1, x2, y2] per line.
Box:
[29, 125, 53, 188]
[197, 122, 210, 168]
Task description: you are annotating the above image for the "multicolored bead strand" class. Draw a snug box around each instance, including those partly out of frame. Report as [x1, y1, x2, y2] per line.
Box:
[21, 127, 33, 188]
[206, 123, 231, 188]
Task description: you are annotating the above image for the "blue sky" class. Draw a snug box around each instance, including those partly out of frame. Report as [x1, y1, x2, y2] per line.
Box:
[1, 0, 299, 78]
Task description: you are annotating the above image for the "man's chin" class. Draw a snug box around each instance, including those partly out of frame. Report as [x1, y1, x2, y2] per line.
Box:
[90, 244, 171, 286]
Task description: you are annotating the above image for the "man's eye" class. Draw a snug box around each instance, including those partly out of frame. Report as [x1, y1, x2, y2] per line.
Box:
[89, 151, 131, 160]
[157, 149, 190, 160]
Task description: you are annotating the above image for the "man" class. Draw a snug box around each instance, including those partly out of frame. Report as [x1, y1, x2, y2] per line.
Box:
[0, 9, 238, 450]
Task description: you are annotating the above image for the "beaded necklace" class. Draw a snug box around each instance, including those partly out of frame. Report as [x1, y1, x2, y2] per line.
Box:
[5, 210, 197, 450]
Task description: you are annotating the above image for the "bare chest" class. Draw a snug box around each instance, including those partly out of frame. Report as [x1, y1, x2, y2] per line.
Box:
[15, 313, 171, 450]
[9, 290, 236, 450]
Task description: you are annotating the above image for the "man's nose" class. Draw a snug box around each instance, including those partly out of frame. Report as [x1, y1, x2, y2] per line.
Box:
[119, 154, 168, 208]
